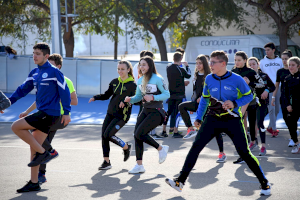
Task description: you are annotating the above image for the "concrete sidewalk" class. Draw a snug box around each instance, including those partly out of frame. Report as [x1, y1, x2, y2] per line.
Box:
[0, 123, 299, 200]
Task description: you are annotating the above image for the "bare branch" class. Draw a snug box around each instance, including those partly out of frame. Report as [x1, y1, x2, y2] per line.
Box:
[286, 12, 300, 28]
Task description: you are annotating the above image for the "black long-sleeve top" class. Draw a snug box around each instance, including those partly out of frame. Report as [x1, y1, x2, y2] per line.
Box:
[191, 72, 204, 102]
[166, 64, 191, 99]
[253, 70, 275, 105]
[283, 71, 300, 111]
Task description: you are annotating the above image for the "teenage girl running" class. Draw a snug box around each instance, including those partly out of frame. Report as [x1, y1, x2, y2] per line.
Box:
[89, 60, 136, 170]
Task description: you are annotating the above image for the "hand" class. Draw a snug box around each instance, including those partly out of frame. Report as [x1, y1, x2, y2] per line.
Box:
[222, 100, 234, 110]
[271, 98, 275, 106]
[124, 96, 131, 103]
[190, 111, 194, 114]
[19, 111, 29, 118]
[194, 121, 201, 128]
[144, 95, 153, 102]
[182, 62, 188, 66]
[119, 101, 125, 108]
[61, 115, 71, 126]
[287, 105, 293, 112]
[243, 77, 250, 85]
[0, 110, 4, 114]
[197, 97, 201, 103]
[88, 98, 95, 103]
[184, 80, 190, 86]
[261, 91, 268, 100]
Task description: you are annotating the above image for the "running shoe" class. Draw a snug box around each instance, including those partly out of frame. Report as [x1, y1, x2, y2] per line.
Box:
[98, 160, 112, 170]
[42, 149, 59, 164]
[38, 171, 47, 183]
[165, 178, 184, 192]
[266, 127, 273, 134]
[28, 151, 51, 167]
[160, 131, 169, 137]
[271, 131, 278, 138]
[291, 143, 300, 154]
[216, 153, 227, 163]
[169, 130, 182, 135]
[152, 133, 164, 140]
[183, 129, 197, 139]
[288, 139, 295, 147]
[249, 142, 258, 151]
[159, 145, 169, 164]
[128, 164, 145, 174]
[123, 143, 132, 162]
[260, 182, 271, 196]
[17, 181, 41, 193]
[233, 157, 245, 164]
[259, 147, 267, 156]
[173, 133, 183, 138]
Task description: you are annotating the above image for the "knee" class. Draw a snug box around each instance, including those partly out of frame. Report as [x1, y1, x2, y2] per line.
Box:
[178, 103, 185, 112]
[102, 132, 109, 140]
[11, 121, 19, 134]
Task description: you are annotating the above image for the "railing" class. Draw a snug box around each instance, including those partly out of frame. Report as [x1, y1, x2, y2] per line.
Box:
[0, 55, 234, 100]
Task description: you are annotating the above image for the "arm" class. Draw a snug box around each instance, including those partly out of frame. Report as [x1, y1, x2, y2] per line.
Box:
[234, 77, 253, 107]
[130, 84, 143, 104]
[196, 97, 210, 122]
[0, 91, 11, 112]
[153, 77, 170, 101]
[70, 91, 78, 106]
[19, 101, 37, 118]
[55, 70, 71, 116]
[93, 82, 114, 101]
[180, 66, 192, 79]
[265, 74, 275, 94]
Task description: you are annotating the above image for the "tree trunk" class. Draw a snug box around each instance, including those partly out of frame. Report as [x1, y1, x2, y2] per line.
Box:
[278, 25, 288, 54]
[63, 25, 74, 57]
[153, 29, 168, 61]
[114, 0, 119, 60]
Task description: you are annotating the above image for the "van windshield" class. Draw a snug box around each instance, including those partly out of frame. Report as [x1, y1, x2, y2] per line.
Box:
[276, 45, 300, 57]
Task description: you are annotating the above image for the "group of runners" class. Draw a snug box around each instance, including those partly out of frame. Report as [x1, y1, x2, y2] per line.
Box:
[1, 41, 300, 197]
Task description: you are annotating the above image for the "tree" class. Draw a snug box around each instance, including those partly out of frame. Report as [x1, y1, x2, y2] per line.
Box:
[0, 0, 115, 57]
[245, 0, 300, 53]
[122, 0, 254, 61]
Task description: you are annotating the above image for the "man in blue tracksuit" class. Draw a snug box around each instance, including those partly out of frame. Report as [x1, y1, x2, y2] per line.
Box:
[165, 50, 271, 196]
[0, 42, 71, 193]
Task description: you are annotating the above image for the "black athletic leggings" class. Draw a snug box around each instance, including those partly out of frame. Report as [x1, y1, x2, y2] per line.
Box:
[40, 116, 68, 173]
[102, 114, 126, 157]
[163, 99, 182, 128]
[134, 108, 162, 160]
[285, 110, 300, 143]
[247, 104, 258, 142]
[177, 115, 268, 186]
[256, 103, 268, 144]
[179, 101, 224, 152]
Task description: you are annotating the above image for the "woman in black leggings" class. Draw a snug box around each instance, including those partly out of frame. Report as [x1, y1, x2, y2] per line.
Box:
[89, 60, 136, 170]
[179, 54, 226, 163]
[124, 56, 170, 174]
[248, 57, 275, 156]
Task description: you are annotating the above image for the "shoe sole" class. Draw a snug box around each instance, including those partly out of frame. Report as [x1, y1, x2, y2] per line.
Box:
[128, 170, 145, 174]
[98, 166, 112, 170]
[165, 179, 182, 192]
[183, 134, 197, 140]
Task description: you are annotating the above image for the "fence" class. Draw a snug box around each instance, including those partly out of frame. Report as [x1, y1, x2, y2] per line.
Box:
[0, 55, 234, 100]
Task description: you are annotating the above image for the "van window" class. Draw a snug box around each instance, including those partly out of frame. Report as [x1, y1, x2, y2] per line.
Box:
[252, 48, 265, 60]
[276, 45, 300, 57]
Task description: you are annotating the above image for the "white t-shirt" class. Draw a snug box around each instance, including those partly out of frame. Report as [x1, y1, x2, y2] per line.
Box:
[259, 55, 283, 85]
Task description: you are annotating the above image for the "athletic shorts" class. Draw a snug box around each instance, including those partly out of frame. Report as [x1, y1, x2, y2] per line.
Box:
[25, 111, 60, 134]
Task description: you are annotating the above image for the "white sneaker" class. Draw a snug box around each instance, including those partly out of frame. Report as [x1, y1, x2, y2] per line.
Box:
[260, 182, 271, 196]
[159, 145, 169, 164]
[288, 139, 295, 147]
[128, 164, 145, 174]
[291, 143, 300, 154]
[165, 178, 184, 192]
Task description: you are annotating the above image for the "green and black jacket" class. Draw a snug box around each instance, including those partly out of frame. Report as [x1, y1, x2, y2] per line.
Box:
[93, 75, 136, 122]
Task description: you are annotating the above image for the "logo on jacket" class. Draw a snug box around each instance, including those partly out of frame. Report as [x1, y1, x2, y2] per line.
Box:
[224, 86, 232, 90]
[115, 125, 120, 130]
[42, 73, 48, 78]
[212, 87, 218, 92]
[265, 63, 280, 67]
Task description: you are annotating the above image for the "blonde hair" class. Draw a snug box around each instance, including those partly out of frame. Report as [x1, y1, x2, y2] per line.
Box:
[288, 56, 300, 67]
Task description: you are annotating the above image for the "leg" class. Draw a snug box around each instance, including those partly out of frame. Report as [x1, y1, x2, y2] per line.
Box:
[39, 130, 57, 174]
[268, 93, 276, 130]
[215, 133, 224, 153]
[173, 99, 183, 133]
[178, 101, 198, 128]
[177, 116, 218, 183]
[11, 118, 45, 153]
[101, 114, 115, 162]
[30, 130, 48, 183]
[247, 105, 257, 143]
[226, 118, 268, 186]
[257, 104, 268, 146]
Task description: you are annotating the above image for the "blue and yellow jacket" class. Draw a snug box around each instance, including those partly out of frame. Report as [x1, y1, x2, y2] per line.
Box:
[9, 61, 71, 116]
[196, 71, 253, 121]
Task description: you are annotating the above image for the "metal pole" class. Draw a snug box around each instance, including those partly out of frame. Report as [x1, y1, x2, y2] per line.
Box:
[50, 0, 62, 54]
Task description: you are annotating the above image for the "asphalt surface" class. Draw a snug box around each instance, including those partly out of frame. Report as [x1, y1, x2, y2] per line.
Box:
[0, 122, 299, 200]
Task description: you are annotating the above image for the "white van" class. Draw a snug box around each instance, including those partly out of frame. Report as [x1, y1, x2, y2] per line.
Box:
[185, 34, 300, 63]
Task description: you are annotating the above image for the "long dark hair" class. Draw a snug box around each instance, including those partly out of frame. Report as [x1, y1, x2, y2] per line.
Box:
[118, 60, 134, 80]
[5, 46, 17, 55]
[194, 54, 211, 85]
[233, 51, 248, 69]
[139, 56, 158, 94]
[282, 49, 292, 58]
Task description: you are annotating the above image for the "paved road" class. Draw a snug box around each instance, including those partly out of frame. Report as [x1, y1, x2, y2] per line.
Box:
[0, 122, 299, 200]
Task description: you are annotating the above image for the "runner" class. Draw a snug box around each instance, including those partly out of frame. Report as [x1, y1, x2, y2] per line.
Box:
[89, 60, 136, 169]
[165, 50, 271, 196]
[124, 56, 170, 174]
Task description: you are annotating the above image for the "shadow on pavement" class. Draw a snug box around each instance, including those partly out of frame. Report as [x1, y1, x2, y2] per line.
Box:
[10, 189, 48, 200]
